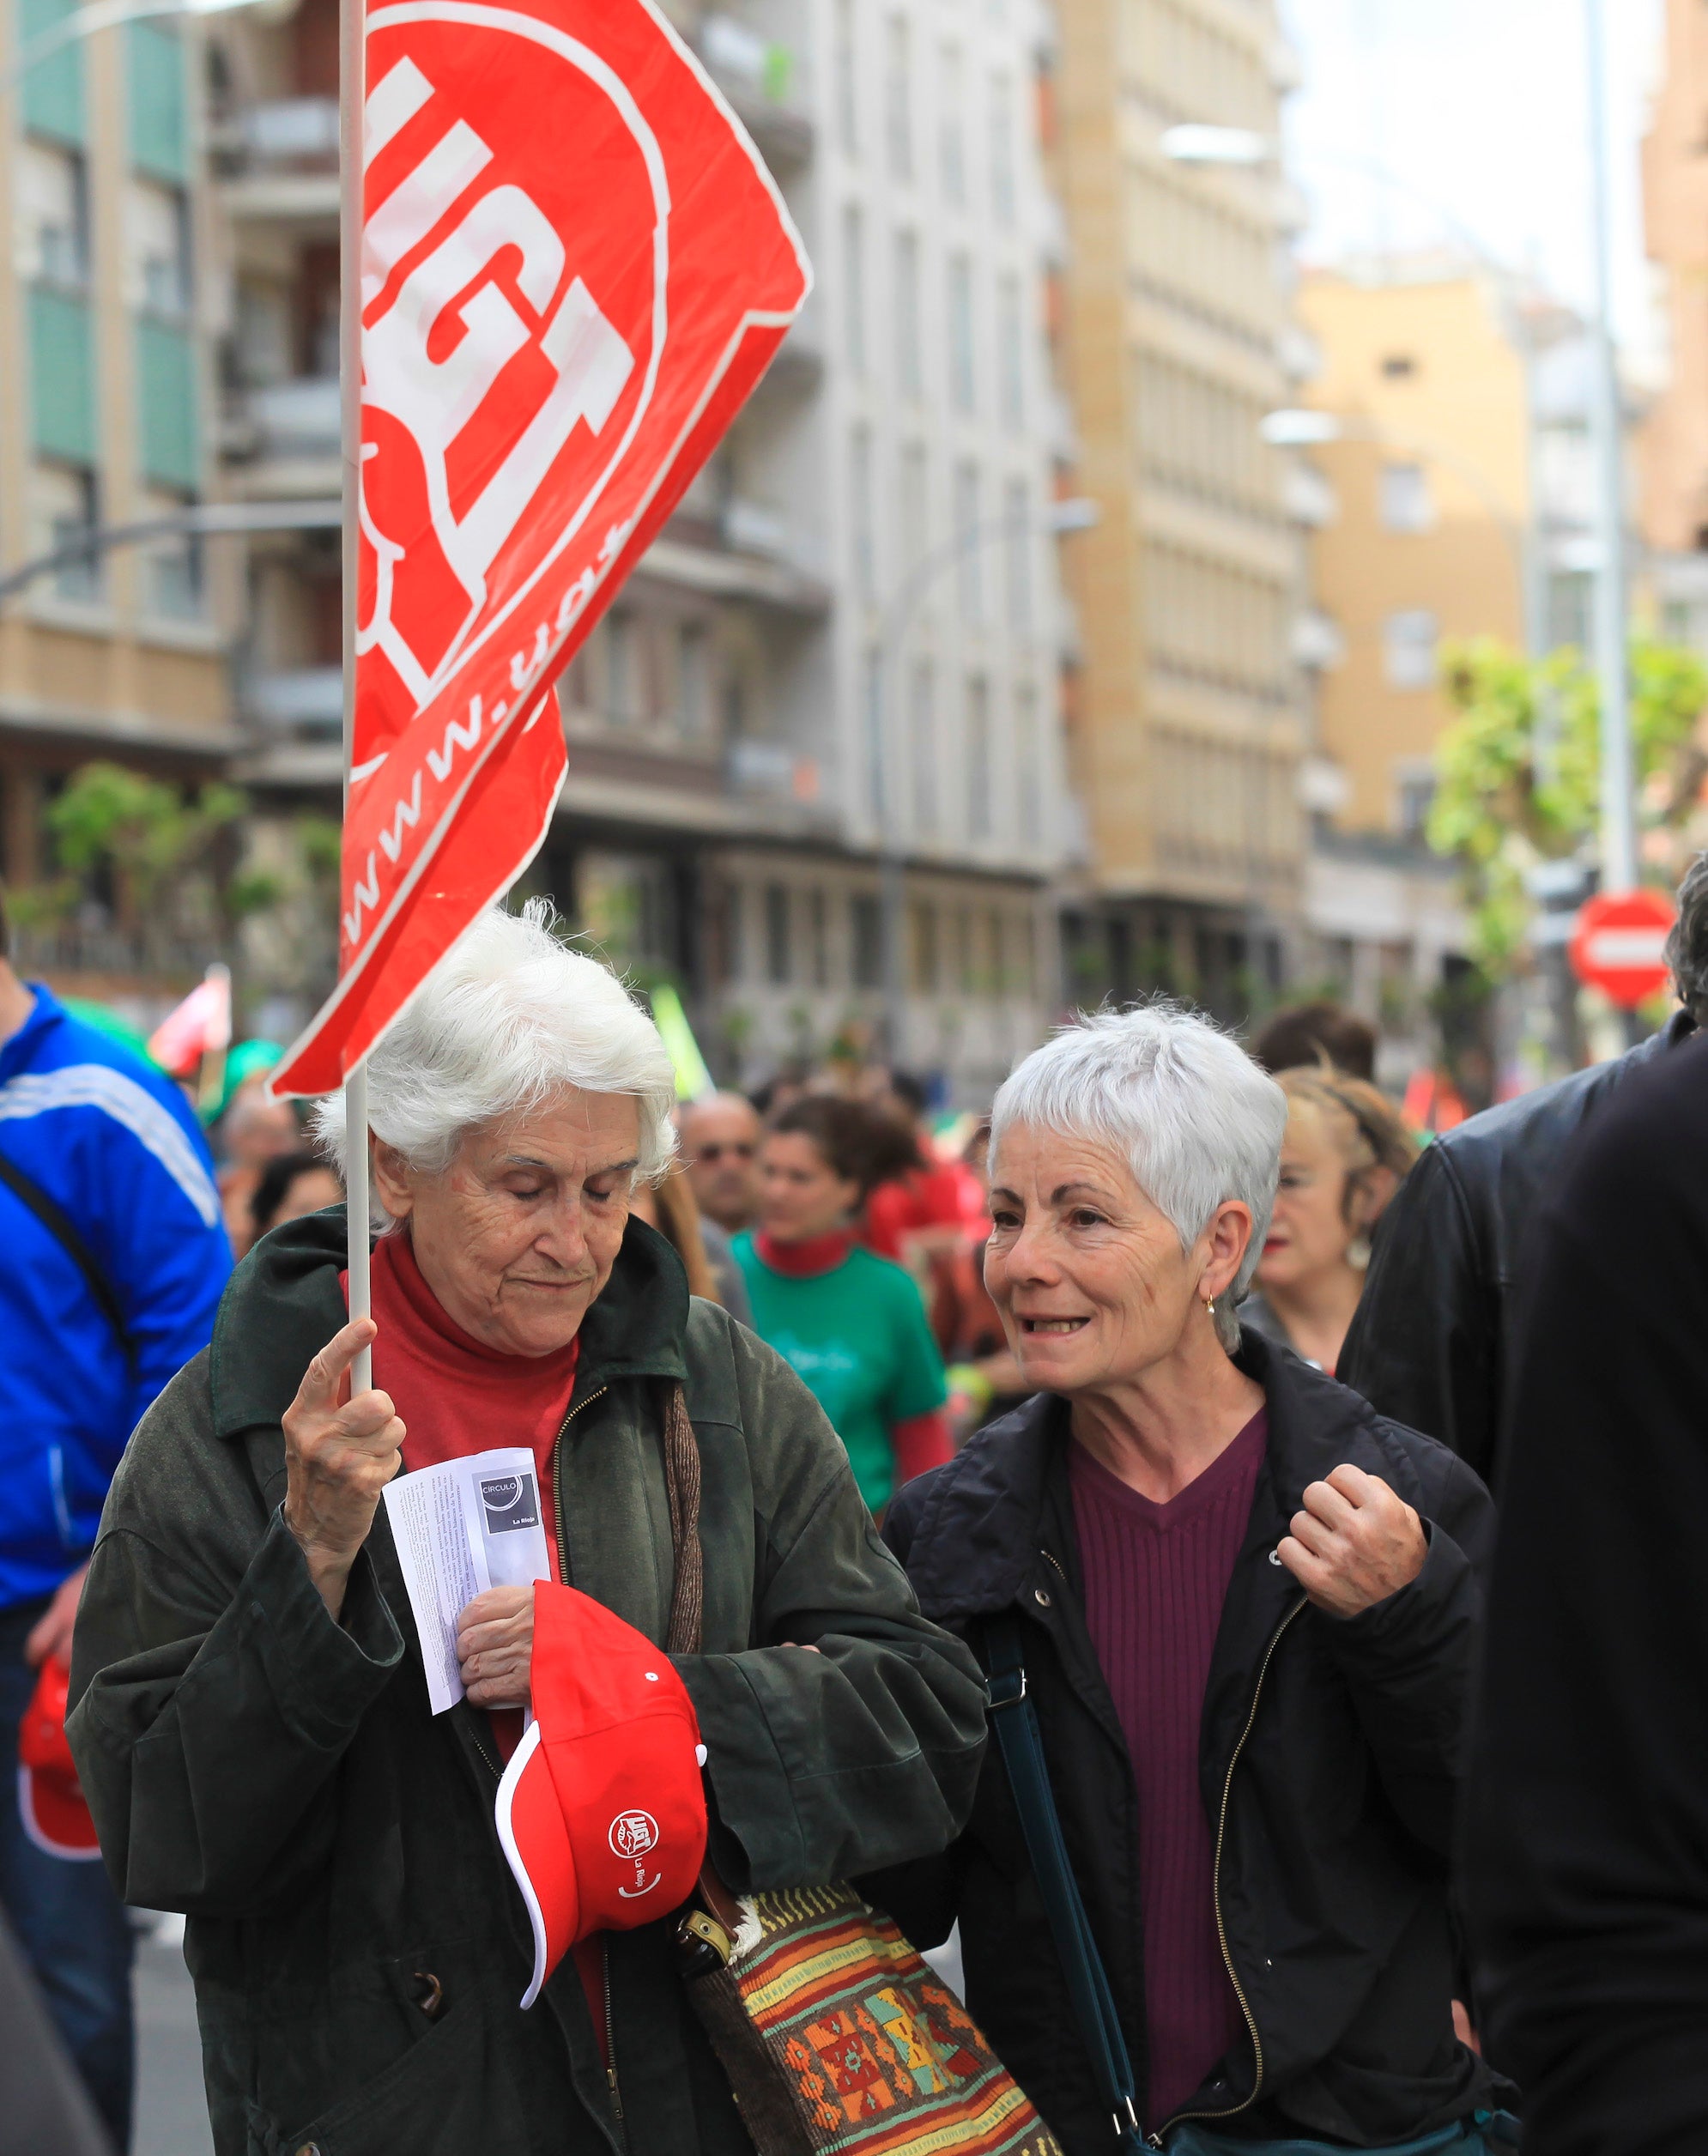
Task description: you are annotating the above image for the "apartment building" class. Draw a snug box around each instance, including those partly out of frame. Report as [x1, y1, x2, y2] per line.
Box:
[1292, 260, 1617, 1076]
[1641, 0, 1708, 646]
[1049, 0, 1308, 1020]
[0, 0, 228, 983]
[204, 0, 1073, 1099]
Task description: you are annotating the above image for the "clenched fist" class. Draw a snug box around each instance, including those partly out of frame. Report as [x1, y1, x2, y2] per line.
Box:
[1275, 1463, 1426, 1619]
[283, 1317, 406, 1620]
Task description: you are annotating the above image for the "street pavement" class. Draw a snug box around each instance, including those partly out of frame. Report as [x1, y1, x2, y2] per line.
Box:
[135, 1918, 213, 2156]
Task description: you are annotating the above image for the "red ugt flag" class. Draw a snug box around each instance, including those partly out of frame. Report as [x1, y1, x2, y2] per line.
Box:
[272, 0, 810, 1098]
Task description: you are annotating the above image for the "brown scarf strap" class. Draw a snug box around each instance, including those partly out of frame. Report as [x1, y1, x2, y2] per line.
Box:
[662, 1380, 705, 1657]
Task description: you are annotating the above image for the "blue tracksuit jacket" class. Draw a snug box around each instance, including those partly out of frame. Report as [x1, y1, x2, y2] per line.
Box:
[0, 984, 231, 1611]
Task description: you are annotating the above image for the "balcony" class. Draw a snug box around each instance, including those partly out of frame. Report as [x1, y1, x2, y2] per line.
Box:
[696, 15, 814, 173]
[245, 665, 343, 737]
[1282, 462, 1337, 528]
[217, 98, 340, 225]
[225, 377, 342, 498]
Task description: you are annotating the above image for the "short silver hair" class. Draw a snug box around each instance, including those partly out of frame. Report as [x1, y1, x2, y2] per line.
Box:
[990, 1002, 1287, 1352]
[312, 900, 677, 1210]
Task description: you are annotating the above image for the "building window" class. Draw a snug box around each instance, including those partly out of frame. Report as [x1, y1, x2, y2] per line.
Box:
[954, 907, 975, 991]
[885, 15, 912, 180]
[989, 74, 1016, 227]
[851, 425, 876, 600]
[954, 462, 982, 620]
[764, 882, 791, 984]
[1378, 462, 1432, 534]
[988, 910, 1007, 994]
[893, 230, 922, 398]
[808, 888, 829, 987]
[909, 657, 936, 836]
[939, 45, 966, 205]
[1015, 685, 1040, 845]
[834, 0, 857, 155]
[842, 204, 866, 375]
[141, 487, 201, 618]
[899, 441, 929, 565]
[127, 179, 191, 318]
[724, 883, 748, 981]
[36, 463, 100, 603]
[851, 894, 884, 989]
[19, 142, 89, 288]
[677, 621, 709, 741]
[1003, 479, 1031, 630]
[966, 677, 992, 839]
[996, 273, 1024, 427]
[911, 900, 940, 992]
[129, 21, 188, 179]
[948, 254, 975, 413]
[1383, 609, 1440, 691]
[1396, 767, 1437, 841]
[606, 611, 637, 722]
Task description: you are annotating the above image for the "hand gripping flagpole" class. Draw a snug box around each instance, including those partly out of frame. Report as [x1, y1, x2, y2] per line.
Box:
[339, 0, 372, 1395]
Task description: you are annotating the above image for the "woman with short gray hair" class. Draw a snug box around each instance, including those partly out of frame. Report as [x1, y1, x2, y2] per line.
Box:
[65, 904, 986, 2156]
[869, 1003, 1512, 2153]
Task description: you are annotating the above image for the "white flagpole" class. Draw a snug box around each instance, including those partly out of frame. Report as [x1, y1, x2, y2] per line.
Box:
[339, 0, 372, 1394]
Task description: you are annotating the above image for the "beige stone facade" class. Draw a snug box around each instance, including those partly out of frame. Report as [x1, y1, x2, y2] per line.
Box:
[1295, 268, 1529, 841]
[1051, 0, 1307, 1012]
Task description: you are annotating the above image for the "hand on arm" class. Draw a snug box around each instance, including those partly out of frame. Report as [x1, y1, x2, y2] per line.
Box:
[282, 1317, 406, 1621]
[25, 1562, 88, 1671]
[1276, 1463, 1426, 1619]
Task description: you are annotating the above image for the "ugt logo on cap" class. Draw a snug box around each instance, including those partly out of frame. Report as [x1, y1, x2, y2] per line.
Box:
[610, 1808, 662, 1899]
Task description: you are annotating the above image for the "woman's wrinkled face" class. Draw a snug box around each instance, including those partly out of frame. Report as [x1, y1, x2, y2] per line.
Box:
[758, 1131, 860, 1244]
[372, 1087, 640, 1358]
[984, 1123, 1250, 1395]
[1257, 1102, 1359, 1292]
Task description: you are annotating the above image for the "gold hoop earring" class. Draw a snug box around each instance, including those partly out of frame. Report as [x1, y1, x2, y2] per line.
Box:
[1206, 1298, 1218, 1316]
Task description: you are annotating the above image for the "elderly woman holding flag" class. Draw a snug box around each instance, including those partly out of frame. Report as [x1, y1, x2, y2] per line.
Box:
[65, 905, 985, 2156]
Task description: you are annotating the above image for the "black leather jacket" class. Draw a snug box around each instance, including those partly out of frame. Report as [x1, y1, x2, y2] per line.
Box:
[1338, 1013, 1694, 1487]
[865, 1333, 1505, 2153]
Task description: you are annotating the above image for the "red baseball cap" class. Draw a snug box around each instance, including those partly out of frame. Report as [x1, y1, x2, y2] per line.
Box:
[17, 1656, 101, 1862]
[495, 1584, 708, 2008]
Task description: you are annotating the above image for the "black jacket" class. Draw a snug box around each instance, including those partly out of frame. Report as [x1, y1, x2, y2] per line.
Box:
[866, 1334, 1505, 2153]
[1465, 1032, 1708, 2153]
[1338, 1013, 1693, 1486]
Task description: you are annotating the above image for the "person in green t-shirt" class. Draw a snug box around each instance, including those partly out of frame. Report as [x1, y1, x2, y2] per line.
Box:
[733, 1096, 952, 1513]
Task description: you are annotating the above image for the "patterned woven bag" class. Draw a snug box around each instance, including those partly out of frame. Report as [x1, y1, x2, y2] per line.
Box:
[679, 1882, 1063, 2156]
[656, 1384, 1062, 2156]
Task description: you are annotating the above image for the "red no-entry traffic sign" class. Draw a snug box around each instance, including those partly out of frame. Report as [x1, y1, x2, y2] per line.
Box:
[1569, 888, 1677, 1008]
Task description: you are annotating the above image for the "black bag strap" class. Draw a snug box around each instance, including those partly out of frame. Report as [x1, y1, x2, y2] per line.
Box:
[987, 1614, 1148, 2153]
[0, 1147, 136, 1375]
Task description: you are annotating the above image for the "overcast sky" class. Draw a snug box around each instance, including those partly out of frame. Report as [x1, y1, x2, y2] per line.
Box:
[1281, 0, 1668, 374]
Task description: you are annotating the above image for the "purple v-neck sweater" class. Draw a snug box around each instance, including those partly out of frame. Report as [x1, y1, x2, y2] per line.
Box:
[1068, 1408, 1268, 2129]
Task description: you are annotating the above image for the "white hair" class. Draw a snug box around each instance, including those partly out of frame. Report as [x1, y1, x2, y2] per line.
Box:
[990, 1002, 1287, 1352]
[312, 901, 677, 1210]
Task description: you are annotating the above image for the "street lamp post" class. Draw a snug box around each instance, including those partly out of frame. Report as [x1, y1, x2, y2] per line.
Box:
[0, 500, 340, 607]
[1584, 0, 1636, 899]
[0, 0, 263, 101]
[869, 496, 1098, 1063]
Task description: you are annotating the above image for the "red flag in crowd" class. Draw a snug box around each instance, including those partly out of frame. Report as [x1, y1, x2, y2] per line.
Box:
[272, 0, 810, 1098]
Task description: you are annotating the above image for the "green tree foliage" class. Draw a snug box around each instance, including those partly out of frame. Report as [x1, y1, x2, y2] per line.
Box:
[1426, 638, 1708, 975]
[44, 762, 248, 929]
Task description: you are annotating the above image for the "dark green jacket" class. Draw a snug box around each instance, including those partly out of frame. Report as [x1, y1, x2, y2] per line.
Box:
[67, 1211, 986, 2156]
